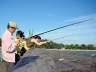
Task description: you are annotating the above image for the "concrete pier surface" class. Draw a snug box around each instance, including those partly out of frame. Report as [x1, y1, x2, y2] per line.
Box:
[1, 48, 96, 72]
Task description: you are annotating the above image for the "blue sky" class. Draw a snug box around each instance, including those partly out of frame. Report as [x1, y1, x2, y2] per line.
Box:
[0, 0, 96, 44]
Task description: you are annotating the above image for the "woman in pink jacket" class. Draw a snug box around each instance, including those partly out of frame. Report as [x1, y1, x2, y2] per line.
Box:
[1, 21, 17, 72]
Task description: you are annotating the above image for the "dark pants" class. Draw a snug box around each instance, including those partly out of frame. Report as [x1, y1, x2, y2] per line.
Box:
[20, 47, 26, 56]
[0, 60, 14, 72]
[15, 47, 26, 65]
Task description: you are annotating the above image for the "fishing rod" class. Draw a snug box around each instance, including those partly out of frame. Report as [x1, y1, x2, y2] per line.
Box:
[34, 18, 91, 36]
[15, 18, 92, 65]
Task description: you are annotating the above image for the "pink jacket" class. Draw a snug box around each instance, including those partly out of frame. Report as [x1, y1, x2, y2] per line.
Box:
[2, 30, 16, 63]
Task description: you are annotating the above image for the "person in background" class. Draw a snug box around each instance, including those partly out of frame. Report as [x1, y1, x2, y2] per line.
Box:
[15, 30, 27, 64]
[1, 21, 17, 72]
[15, 30, 29, 57]
[30, 35, 48, 46]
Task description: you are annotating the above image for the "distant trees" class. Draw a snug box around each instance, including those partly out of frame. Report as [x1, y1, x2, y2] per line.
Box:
[64, 44, 96, 50]
[32, 39, 96, 50]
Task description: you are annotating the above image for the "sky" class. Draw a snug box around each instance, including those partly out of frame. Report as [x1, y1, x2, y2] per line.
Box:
[0, 0, 96, 44]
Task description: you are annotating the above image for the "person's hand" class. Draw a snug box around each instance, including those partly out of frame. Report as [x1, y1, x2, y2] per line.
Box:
[6, 49, 16, 53]
[7, 51, 13, 53]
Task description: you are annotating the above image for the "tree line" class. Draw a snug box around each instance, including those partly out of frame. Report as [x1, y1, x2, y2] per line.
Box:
[31, 39, 96, 50]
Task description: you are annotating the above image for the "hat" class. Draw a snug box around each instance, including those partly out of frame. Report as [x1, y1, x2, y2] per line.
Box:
[8, 21, 17, 29]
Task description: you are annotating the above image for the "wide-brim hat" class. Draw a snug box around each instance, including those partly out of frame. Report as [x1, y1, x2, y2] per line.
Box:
[8, 21, 18, 29]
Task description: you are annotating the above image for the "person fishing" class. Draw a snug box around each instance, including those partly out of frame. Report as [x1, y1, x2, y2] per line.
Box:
[30, 35, 48, 46]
